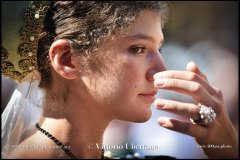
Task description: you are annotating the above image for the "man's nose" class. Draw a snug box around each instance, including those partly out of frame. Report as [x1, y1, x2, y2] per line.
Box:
[146, 54, 167, 82]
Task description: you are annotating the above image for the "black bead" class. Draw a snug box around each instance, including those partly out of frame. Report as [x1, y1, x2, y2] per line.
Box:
[57, 142, 62, 145]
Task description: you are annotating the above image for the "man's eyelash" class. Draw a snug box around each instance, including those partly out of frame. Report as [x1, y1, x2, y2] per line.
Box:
[129, 45, 163, 55]
[129, 46, 146, 55]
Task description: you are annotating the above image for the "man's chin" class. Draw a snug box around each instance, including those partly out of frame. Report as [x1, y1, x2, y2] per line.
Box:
[134, 110, 152, 123]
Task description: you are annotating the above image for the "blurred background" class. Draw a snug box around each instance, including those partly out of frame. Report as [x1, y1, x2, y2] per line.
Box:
[1, 1, 238, 159]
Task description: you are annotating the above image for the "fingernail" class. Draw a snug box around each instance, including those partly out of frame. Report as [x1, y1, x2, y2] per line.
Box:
[155, 99, 165, 108]
[154, 79, 165, 86]
[158, 118, 166, 126]
[153, 73, 164, 79]
[189, 61, 195, 66]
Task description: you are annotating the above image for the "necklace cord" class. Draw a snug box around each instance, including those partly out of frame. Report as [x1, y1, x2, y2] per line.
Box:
[35, 123, 77, 159]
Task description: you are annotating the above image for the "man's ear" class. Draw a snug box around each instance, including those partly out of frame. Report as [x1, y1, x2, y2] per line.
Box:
[49, 39, 78, 79]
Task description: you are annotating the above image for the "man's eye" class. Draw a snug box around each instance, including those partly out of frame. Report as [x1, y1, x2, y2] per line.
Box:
[159, 48, 162, 53]
[129, 46, 146, 55]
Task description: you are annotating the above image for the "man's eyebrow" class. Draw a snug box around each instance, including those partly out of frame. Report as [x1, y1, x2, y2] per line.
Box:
[124, 34, 164, 45]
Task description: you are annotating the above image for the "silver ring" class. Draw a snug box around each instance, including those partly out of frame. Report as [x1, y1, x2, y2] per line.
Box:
[190, 104, 217, 125]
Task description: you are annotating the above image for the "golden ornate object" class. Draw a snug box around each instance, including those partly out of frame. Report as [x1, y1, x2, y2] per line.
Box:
[1, 1, 50, 82]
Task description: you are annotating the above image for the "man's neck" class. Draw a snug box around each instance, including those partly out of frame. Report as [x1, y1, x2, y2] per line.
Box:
[41, 98, 112, 158]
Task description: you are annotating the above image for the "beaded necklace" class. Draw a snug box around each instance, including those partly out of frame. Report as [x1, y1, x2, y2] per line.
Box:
[35, 123, 104, 159]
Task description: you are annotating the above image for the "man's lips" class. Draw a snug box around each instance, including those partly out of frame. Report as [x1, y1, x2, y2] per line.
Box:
[139, 91, 157, 101]
[139, 91, 157, 96]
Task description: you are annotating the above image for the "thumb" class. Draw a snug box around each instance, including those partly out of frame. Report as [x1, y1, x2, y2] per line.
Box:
[186, 61, 208, 81]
